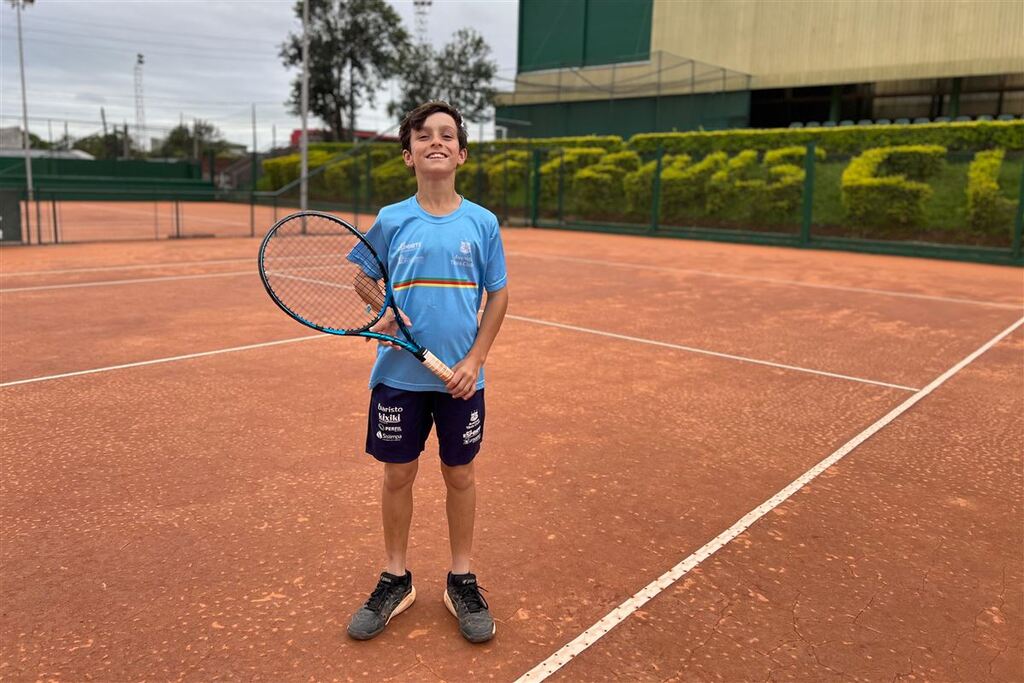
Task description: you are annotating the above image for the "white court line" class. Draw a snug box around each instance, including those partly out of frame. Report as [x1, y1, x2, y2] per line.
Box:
[0, 335, 324, 388]
[515, 314, 1024, 683]
[0, 271, 251, 293]
[1, 314, 912, 391]
[3, 249, 1018, 311]
[1, 258, 252, 277]
[508, 314, 920, 392]
[507, 251, 1023, 310]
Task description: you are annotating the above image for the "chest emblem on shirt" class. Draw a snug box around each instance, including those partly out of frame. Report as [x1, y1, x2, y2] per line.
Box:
[460, 241, 472, 254]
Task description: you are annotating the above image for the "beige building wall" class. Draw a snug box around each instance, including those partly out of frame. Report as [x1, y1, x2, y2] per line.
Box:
[651, 0, 1024, 89]
[497, 0, 1023, 106]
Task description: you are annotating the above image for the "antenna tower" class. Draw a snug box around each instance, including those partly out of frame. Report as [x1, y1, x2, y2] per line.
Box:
[413, 0, 432, 44]
[134, 54, 146, 153]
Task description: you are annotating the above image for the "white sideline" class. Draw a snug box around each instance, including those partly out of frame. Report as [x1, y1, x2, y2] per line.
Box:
[0, 335, 324, 388]
[507, 314, 919, 392]
[1, 315, 916, 391]
[514, 315, 1024, 683]
[0, 271, 252, 293]
[2, 250, 1018, 310]
[0, 258, 252, 277]
[506, 251, 1024, 310]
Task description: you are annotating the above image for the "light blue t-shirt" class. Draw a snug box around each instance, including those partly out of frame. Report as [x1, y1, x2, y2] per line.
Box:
[347, 195, 507, 392]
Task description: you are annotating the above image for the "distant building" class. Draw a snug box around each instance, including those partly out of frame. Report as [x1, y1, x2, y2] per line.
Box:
[496, 0, 1024, 137]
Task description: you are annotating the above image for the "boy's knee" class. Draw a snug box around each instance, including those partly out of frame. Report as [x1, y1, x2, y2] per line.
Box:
[383, 461, 418, 491]
[441, 463, 475, 492]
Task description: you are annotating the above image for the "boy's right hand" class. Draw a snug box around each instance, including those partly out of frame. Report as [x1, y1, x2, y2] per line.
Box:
[367, 308, 412, 349]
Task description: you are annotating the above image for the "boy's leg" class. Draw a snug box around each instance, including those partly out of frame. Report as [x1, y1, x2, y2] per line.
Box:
[434, 390, 494, 643]
[440, 461, 475, 574]
[383, 460, 418, 575]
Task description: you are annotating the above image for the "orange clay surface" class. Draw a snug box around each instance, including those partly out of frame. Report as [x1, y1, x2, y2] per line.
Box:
[1, 227, 1022, 681]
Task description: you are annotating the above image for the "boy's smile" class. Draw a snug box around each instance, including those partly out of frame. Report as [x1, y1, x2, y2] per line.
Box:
[404, 112, 467, 176]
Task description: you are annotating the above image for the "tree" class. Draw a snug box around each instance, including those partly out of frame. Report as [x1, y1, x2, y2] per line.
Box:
[389, 28, 498, 123]
[156, 121, 233, 158]
[74, 131, 131, 159]
[281, 0, 409, 141]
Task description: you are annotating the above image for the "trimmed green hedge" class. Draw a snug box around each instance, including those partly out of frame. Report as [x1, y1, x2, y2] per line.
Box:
[661, 152, 728, 221]
[370, 157, 417, 205]
[539, 148, 607, 202]
[967, 149, 1015, 234]
[763, 145, 827, 167]
[623, 154, 690, 215]
[841, 145, 946, 226]
[630, 121, 1023, 156]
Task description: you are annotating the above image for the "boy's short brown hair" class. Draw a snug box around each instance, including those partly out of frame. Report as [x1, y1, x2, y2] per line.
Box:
[399, 101, 469, 153]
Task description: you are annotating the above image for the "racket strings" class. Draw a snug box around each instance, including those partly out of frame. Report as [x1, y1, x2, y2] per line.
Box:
[261, 214, 385, 332]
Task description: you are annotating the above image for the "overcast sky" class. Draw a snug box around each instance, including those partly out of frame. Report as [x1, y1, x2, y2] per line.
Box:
[0, 0, 519, 150]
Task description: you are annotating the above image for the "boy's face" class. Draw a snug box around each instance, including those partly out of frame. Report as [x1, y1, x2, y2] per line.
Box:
[403, 112, 467, 178]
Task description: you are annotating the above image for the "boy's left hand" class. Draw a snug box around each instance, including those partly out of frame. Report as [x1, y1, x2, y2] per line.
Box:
[446, 355, 482, 400]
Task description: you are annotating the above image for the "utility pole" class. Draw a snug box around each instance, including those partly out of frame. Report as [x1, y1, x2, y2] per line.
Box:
[14, 0, 37, 241]
[251, 104, 258, 189]
[123, 121, 129, 158]
[300, 0, 309, 211]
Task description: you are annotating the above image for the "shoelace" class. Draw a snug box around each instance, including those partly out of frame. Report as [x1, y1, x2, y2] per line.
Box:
[454, 582, 489, 613]
[365, 579, 398, 612]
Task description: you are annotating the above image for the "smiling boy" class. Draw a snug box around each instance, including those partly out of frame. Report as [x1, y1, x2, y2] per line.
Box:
[345, 102, 509, 643]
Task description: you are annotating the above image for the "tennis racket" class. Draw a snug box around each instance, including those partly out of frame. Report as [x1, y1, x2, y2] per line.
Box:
[258, 210, 454, 382]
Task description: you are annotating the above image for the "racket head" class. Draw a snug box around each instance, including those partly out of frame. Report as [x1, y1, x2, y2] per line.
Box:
[258, 211, 404, 341]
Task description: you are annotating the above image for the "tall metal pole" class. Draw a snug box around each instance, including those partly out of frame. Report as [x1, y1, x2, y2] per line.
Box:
[300, 0, 309, 211]
[251, 103, 258, 190]
[15, 0, 36, 241]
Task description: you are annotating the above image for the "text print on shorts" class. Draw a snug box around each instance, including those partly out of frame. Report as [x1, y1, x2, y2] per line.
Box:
[463, 409, 482, 446]
[377, 402, 403, 442]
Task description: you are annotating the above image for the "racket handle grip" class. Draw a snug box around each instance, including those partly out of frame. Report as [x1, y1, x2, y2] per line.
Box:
[421, 350, 455, 383]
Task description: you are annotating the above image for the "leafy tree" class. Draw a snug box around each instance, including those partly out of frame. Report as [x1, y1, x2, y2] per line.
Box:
[389, 28, 498, 123]
[156, 121, 233, 158]
[281, 0, 409, 141]
[74, 131, 130, 159]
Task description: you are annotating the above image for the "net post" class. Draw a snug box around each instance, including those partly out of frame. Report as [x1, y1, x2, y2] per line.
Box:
[800, 143, 816, 245]
[649, 145, 664, 234]
[1012, 158, 1024, 261]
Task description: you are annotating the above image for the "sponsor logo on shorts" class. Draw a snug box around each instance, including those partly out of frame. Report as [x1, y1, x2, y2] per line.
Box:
[376, 430, 402, 442]
[463, 425, 482, 445]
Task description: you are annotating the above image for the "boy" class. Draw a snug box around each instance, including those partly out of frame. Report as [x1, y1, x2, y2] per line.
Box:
[345, 101, 509, 644]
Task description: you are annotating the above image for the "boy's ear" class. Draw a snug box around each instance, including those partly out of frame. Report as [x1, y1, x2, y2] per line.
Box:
[456, 147, 468, 165]
[402, 148, 414, 168]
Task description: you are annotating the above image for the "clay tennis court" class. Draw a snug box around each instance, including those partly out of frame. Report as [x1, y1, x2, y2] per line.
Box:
[2, 218, 1022, 681]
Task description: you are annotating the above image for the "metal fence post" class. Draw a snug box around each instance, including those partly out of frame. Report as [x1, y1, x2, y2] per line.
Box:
[1012, 159, 1024, 260]
[249, 191, 255, 237]
[530, 149, 542, 227]
[800, 143, 816, 245]
[557, 148, 565, 224]
[650, 145, 664, 234]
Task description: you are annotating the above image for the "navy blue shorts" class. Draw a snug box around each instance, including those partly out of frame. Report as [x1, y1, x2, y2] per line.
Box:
[366, 384, 485, 467]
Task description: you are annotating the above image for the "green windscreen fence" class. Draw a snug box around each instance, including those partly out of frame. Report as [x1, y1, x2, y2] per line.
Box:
[518, 0, 651, 72]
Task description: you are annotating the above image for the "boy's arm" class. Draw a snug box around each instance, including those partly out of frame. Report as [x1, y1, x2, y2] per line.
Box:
[447, 286, 509, 400]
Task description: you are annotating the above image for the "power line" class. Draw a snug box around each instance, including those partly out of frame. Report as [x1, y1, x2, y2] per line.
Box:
[11, 14, 283, 45]
[9, 25, 274, 55]
[0, 31, 277, 63]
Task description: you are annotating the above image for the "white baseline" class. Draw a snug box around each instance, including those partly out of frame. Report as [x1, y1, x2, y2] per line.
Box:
[514, 314, 1024, 683]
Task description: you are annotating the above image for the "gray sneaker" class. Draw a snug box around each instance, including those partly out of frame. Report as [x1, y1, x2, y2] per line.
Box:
[347, 571, 416, 640]
[444, 572, 495, 643]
